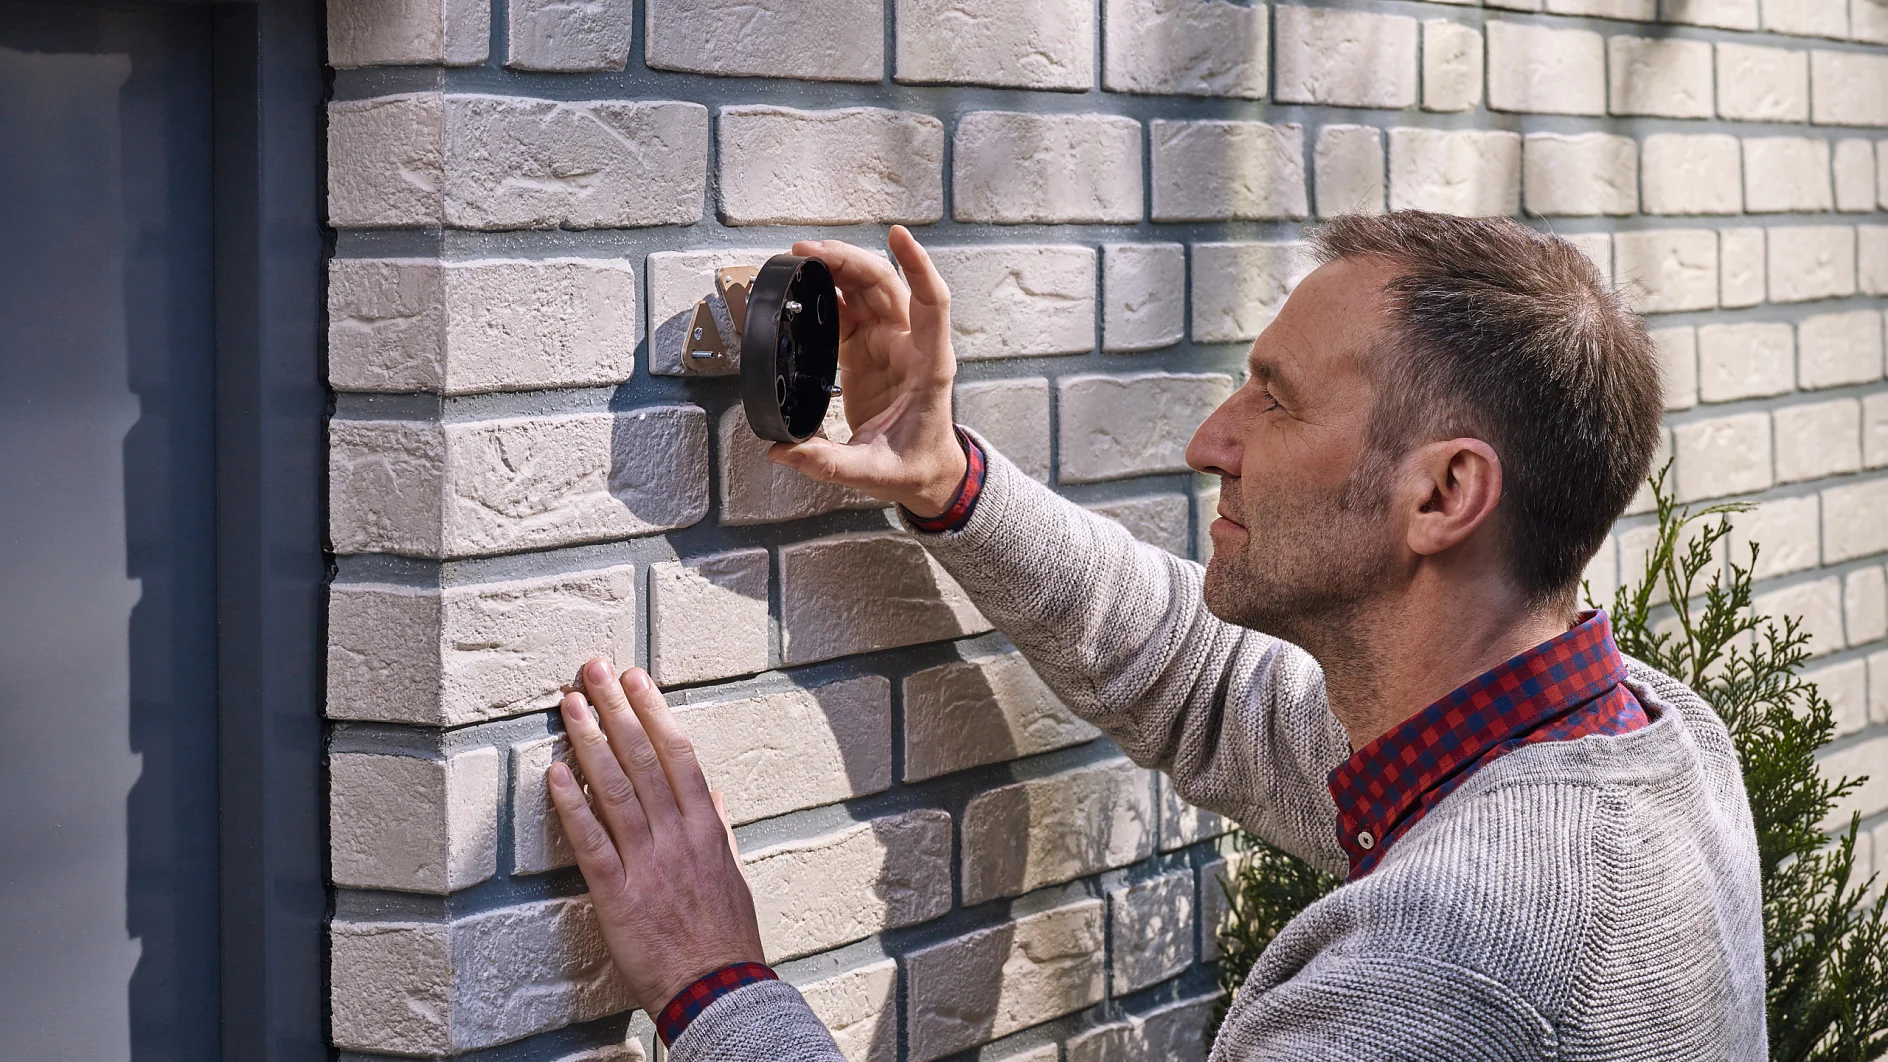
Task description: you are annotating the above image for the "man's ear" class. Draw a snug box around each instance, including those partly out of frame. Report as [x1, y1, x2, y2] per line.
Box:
[1404, 438, 1503, 557]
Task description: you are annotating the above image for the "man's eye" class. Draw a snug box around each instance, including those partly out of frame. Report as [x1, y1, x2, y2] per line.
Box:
[1260, 389, 1281, 412]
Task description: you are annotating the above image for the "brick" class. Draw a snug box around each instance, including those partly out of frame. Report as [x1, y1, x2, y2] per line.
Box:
[1823, 478, 1888, 561]
[1101, 0, 1268, 99]
[1764, 0, 1848, 38]
[1866, 393, 1888, 467]
[1523, 133, 1637, 217]
[329, 258, 637, 394]
[1550, 0, 1655, 16]
[644, 246, 785, 377]
[1158, 774, 1227, 851]
[1881, 143, 1888, 206]
[1866, 228, 1888, 295]
[1674, 413, 1773, 501]
[1563, 233, 1614, 284]
[1720, 227, 1766, 308]
[905, 899, 1106, 1061]
[1813, 52, 1888, 127]
[327, 94, 446, 227]
[779, 533, 990, 665]
[1087, 494, 1192, 557]
[961, 758, 1155, 904]
[327, 565, 638, 726]
[954, 112, 1141, 223]
[1848, 565, 1888, 645]
[1059, 372, 1235, 483]
[677, 676, 892, 824]
[1823, 736, 1888, 826]
[1624, 428, 1672, 518]
[1608, 37, 1713, 118]
[1664, 0, 1758, 30]
[1640, 134, 1742, 215]
[1650, 326, 1698, 411]
[649, 550, 770, 687]
[898, 0, 1092, 89]
[1315, 125, 1385, 218]
[1618, 519, 1717, 607]
[331, 749, 499, 894]
[511, 735, 575, 875]
[551, 1032, 649, 1062]
[1191, 241, 1312, 343]
[508, 0, 631, 71]
[1755, 577, 1846, 657]
[1274, 6, 1418, 108]
[718, 106, 943, 225]
[644, 0, 883, 81]
[1860, 0, 1888, 43]
[1150, 120, 1308, 221]
[1744, 137, 1835, 213]
[799, 960, 898, 1062]
[1195, 484, 1221, 562]
[956, 379, 1053, 481]
[1102, 244, 1186, 353]
[930, 244, 1096, 361]
[1067, 996, 1217, 1062]
[745, 810, 952, 961]
[1198, 856, 1236, 961]
[1799, 310, 1885, 388]
[1836, 140, 1879, 212]
[1615, 230, 1719, 313]
[1698, 322, 1795, 402]
[1775, 400, 1863, 484]
[1486, 21, 1605, 116]
[1730, 496, 1822, 580]
[329, 408, 708, 558]
[989, 1046, 1060, 1062]
[1715, 43, 1810, 122]
[1387, 128, 1521, 216]
[1770, 226, 1857, 303]
[1422, 20, 1483, 113]
[718, 404, 881, 526]
[1807, 658, 1871, 736]
[1874, 650, 1888, 723]
[331, 897, 631, 1055]
[1109, 871, 1195, 992]
[1584, 536, 1619, 607]
[328, 0, 488, 68]
[904, 651, 1098, 782]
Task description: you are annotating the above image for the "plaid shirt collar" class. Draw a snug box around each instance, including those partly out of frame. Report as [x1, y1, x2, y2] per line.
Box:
[1328, 609, 1645, 880]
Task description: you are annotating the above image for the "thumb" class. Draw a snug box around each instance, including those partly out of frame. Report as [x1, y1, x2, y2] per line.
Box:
[767, 435, 904, 495]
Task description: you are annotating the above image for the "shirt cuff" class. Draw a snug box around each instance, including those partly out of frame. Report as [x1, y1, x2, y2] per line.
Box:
[903, 427, 986, 534]
[656, 962, 779, 1046]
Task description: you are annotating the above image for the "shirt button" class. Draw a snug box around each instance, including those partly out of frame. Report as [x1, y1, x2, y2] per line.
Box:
[1357, 831, 1375, 850]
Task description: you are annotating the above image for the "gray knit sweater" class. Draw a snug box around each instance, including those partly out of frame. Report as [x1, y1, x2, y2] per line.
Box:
[671, 444, 1767, 1062]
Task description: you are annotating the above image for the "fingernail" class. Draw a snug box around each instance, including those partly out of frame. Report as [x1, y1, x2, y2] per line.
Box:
[548, 762, 572, 786]
[622, 667, 651, 694]
[584, 658, 612, 684]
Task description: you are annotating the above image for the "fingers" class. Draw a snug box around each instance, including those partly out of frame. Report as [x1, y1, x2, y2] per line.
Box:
[766, 435, 903, 493]
[616, 665, 716, 816]
[889, 226, 947, 310]
[794, 239, 909, 325]
[581, 658, 682, 834]
[559, 690, 651, 847]
[548, 762, 625, 883]
[710, 791, 740, 859]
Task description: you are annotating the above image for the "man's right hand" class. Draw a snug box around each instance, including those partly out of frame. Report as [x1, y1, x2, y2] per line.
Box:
[768, 226, 967, 520]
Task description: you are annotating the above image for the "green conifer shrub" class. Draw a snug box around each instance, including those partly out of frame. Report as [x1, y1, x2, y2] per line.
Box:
[1210, 471, 1888, 1060]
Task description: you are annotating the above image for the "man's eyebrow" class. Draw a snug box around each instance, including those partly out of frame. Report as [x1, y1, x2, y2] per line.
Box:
[1246, 353, 1297, 401]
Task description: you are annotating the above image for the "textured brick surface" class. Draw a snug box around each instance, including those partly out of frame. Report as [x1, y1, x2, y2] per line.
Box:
[903, 651, 1098, 782]
[1698, 322, 1795, 402]
[645, 0, 884, 81]
[1826, 478, 1888, 561]
[930, 244, 1096, 360]
[1837, 140, 1879, 213]
[1102, 244, 1187, 352]
[1421, 20, 1483, 113]
[898, 0, 1093, 89]
[778, 533, 990, 665]
[718, 106, 944, 225]
[1812, 52, 1888, 127]
[1731, 495, 1822, 580]
[1640, 135, 1742, 216]
[1775, 400, 1862, 483]
[1650, 326, 1699, 410]
[1798, 311, 1885, 389]
[745, 810, 952, 960]
[511, 735, 576, 875]
[1108, 871, 1195, 992]
[904, 899, 1106, 1061]
[1087, 494, 1192, 556]
[1059, 372, 1235, 483]
[1486, 21, 1605, 116]
[1274, 6, 1418, 109]
[1615, 230, 1720, 313]
[1716, 43, 1809, 121]
[956, 379, 1053, 481]
[718, 403, 882, 526]
[1102, 0, 1268, 98]
[1674, 413, 1773, 501]
[329, 0, 488, 68]
[1523, 133, 1637, 217]
[331, 750, 500, 894]
[1745, 138, 1835, 213]
[1770, 226, 1858, 303]
[799, 960, 899, 1062]
[1721, 227, 1767, 308]
[1387, 128, 1521, 216]
[677, 676, 893, 824]
[1315, 125, 1385, 218]
[954, 112, 1141, 223]
[1159, 775, 1229, 851]
[327, 564, 638, 727]
[960, 758, 1155, 904]
[508, 0, 633, 71]
[1151, 120, 1308, 221]
[1608, 37, 1713, 118]
[649, 549, 771, 687]
[1191, 241, 1312, 342]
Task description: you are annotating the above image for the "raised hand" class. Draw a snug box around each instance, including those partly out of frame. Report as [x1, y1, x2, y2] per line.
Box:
[546, 658, 764, 1016]
[771, 226, 967, 519]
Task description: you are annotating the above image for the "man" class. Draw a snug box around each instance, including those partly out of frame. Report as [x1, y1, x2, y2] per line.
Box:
[546, 213, 1766, 1060]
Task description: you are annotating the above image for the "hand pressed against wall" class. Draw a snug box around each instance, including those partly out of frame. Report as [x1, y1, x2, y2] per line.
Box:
[767, 226, 968, 519]
[547, 657, 764, 1015]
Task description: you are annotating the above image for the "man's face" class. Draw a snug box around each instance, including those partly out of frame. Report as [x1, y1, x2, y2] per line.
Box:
[1185, 257, 1407, 646]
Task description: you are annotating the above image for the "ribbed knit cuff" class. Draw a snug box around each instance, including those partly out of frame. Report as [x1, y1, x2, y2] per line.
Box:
[903, 427, 985, 534]
[656, 962, 778, 1046]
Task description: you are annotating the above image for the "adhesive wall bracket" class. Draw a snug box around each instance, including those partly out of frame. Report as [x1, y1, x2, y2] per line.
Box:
[686, 255, 840, 444]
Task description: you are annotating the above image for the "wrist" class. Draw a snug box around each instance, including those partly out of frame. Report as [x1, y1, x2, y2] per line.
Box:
[654, 961, 777, 1046]
[903, 428, 972, 520]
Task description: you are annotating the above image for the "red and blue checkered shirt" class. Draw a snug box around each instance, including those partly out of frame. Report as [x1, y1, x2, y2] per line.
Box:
[1328, 609, 1649, 879]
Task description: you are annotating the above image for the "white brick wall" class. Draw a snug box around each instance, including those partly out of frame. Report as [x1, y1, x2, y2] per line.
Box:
[323, 1, 1888, 1056]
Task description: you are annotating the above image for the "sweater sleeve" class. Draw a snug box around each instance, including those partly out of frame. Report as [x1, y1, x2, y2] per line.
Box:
[908, 437, 1351, 874]
[1220, 953, 1556, 1061]
[666, 980, 846, 1062]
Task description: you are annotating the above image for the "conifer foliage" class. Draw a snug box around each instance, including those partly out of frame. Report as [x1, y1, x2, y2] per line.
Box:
[1210, 471, 1888, 1059]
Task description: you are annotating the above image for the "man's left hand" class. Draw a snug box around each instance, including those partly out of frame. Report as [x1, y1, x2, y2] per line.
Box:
[547, 657, 765, 1016]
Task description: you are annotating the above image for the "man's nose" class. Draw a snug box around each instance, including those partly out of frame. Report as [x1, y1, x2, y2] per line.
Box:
[1186, 393, 1241, 478]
